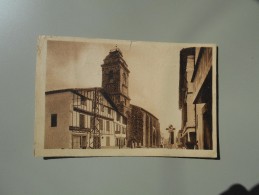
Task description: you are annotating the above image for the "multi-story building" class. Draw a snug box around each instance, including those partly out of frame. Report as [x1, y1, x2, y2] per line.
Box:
[45, 47, 161, 149]
[179, 48, 196, 149]
[179, 47, 213, 149]
[45, 88, 126, 149]
[192, 47, 213, 150]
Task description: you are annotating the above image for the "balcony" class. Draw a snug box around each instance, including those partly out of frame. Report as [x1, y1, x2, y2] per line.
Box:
[69, 126, 91, 133]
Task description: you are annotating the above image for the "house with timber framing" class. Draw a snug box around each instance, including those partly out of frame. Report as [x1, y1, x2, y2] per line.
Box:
[45, 88, 127, 149]
[44, 47, 160, 149]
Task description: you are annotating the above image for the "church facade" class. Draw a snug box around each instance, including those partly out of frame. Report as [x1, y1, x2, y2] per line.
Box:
[44, 47, 161, 149]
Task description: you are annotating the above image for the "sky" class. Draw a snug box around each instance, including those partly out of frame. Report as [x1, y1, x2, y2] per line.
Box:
[46, 39, 184, 138]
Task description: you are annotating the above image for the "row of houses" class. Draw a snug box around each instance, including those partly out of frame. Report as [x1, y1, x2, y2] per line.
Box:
[177, 47, 214, 150]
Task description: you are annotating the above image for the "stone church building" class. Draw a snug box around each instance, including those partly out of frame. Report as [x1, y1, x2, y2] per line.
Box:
[44, 47, 161, 149]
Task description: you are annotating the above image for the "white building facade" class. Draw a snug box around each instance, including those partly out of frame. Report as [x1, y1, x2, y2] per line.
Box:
[45, 88, 126, 149]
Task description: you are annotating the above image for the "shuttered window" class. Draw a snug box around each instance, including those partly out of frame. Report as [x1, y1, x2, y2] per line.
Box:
[79, 114, 85, 128]
[106, 121, 110, 132]
[99, 119, 103, 130]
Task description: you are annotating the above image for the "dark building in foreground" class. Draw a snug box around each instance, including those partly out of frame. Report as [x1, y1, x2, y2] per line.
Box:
[179, 47, 213, 149]
[45, 47, 160, 149]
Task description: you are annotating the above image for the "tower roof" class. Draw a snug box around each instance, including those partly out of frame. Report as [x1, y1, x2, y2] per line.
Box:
[102, 46, 128, 68]
[109, 45, 123, 55]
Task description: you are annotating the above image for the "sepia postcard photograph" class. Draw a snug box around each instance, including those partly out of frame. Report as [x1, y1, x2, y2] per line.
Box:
[34, 36, 218, 158]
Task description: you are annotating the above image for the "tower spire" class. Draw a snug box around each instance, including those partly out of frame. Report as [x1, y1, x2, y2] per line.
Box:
[110, 44, 120, 53]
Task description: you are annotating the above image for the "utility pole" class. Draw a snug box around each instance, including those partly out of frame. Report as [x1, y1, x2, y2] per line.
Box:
[90, 88, 102, 149]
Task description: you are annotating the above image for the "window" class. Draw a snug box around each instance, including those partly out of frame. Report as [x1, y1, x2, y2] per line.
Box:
[122, 73, 127, 86]
[72, 135, 87, 149]
[79, 114, 85, 128]
[117, 113, 121, 122]
[106, 121, 110, 132]
[51, 114, 57, 127]
[108, 107, 111, 114]
[108, 70, 114, 83]
[81, 97, 87, 106]
[99, 119, 103, 130]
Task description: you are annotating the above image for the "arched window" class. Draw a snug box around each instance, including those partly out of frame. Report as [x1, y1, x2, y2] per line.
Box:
[122, 73, 127, 86]
[108, 70, 114, 83]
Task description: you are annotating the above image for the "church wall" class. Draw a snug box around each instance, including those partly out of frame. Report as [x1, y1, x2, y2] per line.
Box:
[128, 105, 160, 148]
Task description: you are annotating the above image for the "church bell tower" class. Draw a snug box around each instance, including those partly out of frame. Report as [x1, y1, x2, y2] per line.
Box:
[101, 46, 130, 116]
